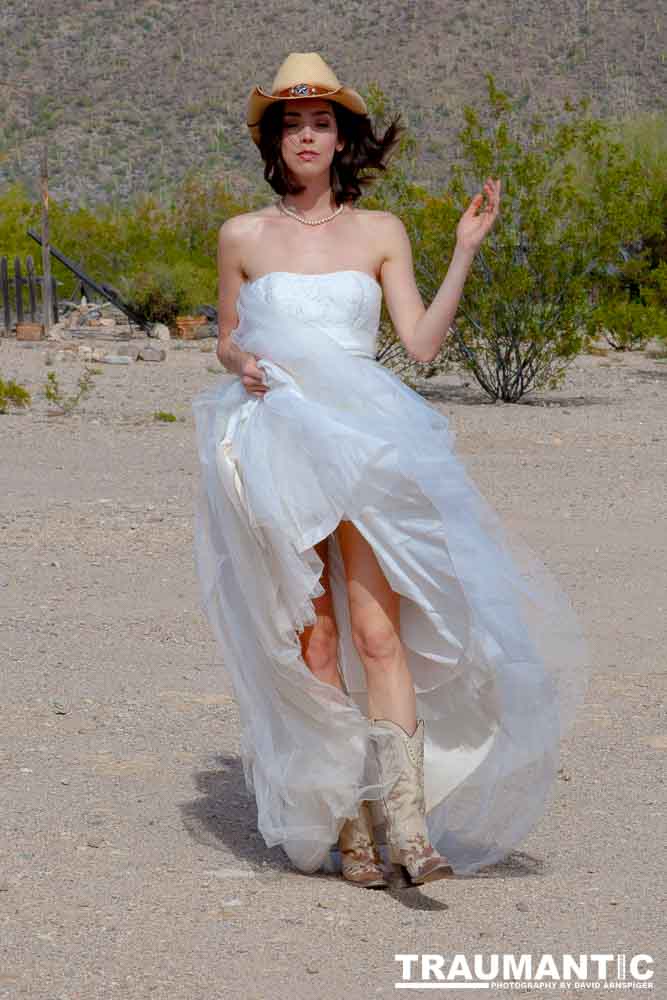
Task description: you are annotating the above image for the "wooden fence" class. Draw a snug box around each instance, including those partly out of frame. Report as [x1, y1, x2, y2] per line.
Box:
[1, 254, 59, 334]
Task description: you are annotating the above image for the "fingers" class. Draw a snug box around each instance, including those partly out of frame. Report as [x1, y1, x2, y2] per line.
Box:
[468, 178, 500, 219]
[241, 356, 268, 397]
[478, 177, 501, 226]
[465, 192, 484, 217]
[242, 374, 267, 396]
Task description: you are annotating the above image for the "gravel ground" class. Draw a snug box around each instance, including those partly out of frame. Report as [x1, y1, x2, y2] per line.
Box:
[1, 335, 665, 999]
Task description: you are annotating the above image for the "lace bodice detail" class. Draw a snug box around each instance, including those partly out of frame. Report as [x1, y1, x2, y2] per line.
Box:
[238, 270, 382, 359]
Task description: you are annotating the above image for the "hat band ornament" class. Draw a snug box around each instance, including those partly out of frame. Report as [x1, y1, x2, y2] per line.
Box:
[277, 83, 336, 98]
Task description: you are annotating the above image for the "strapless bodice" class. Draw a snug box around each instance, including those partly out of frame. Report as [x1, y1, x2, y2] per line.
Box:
[237, 270, 382, 359]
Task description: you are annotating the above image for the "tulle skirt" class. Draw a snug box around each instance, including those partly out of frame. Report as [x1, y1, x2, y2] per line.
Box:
[191, 292, 590, 875]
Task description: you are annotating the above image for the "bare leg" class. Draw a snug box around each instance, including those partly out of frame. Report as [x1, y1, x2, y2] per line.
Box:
[298, 536, 346, 692]
[334, 520, 416, 734]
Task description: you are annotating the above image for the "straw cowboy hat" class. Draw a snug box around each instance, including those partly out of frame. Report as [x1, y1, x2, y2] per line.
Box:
[246, 52, 368, 147]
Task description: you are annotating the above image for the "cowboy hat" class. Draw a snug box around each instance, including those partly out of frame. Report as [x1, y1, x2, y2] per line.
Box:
[246, 52, 368, 147]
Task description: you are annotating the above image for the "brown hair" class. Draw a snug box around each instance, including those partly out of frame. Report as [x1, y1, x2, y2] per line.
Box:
[255, 100, 405, 204]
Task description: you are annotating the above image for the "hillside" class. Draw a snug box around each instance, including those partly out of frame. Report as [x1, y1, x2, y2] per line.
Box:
[0, 0, 665, 208]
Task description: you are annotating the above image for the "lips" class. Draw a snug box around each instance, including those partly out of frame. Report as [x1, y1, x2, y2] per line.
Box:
[297, 152, 319, 160]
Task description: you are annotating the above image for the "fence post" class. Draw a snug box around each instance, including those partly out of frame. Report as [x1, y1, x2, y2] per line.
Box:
[1, 257, 9, 334]
[14, 257, 24, 325]
[41, 145, 52, 334]
[26, 255, 38, 321]
[51, 276, 59, 323]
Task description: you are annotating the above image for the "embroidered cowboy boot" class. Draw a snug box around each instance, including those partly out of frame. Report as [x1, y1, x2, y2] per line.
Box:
[370, 717, 454, 886]
[337, 799, 389, 889]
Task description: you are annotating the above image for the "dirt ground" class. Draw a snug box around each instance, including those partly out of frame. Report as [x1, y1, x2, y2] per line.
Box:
[1, 333, 665, 999]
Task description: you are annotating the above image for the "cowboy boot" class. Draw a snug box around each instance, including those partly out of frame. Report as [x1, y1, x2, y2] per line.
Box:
[370, 717, 454, 886]
[337, 799, 389, 889]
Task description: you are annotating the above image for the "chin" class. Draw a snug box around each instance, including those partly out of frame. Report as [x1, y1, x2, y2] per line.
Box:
[288, 158, 331, 180]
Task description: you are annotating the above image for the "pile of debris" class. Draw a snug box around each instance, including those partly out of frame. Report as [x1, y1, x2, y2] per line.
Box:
[38, 299, 163, 363]
[39, 298, 215, 364]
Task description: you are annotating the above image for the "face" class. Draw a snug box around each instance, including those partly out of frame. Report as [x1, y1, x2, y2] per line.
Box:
[279, 98, 345, 177]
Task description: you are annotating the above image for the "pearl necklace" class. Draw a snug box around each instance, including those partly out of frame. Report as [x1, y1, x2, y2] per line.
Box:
[278, 197, 344, 226]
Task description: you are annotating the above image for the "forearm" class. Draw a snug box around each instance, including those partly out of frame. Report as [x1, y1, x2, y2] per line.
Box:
[411, 243, 476, 363]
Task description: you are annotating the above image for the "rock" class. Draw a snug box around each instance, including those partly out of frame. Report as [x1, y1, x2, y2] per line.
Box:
[46, 321, 70, 340]
[86, 836, 104, 848]
[100, 354, 131, 365]
[138, 347, 166, 362]
[195, 323, 216, 340]
[149, 323, 171, 342]
[116, 345, 140, 361]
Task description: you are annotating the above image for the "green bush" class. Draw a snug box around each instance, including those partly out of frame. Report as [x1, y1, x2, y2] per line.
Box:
[591, 297, 667, 350]
[0, 375, 31, 414]
[370, 78, 659, 401]
[119, 261, 198, 324]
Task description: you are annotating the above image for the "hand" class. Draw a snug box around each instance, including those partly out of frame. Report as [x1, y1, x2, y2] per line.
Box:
[240, 354, 268, 397]
[455, 177, 501, 254]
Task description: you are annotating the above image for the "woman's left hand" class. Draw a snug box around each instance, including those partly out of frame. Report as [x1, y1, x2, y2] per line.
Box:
[455, 177, 501, 254]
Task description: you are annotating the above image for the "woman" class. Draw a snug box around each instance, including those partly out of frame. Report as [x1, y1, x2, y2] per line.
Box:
[192, 52, 589, 890]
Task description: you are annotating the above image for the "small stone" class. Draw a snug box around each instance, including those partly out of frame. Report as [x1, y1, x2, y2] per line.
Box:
[116, 345, 140, 361]
[150, 323, 171, 342]
[138, 346, 166, 362]
[101, 354, 131, 365]
[52, 700, 68, 715]
[86, 836, 104, 848]
[516, 901, 529, 912]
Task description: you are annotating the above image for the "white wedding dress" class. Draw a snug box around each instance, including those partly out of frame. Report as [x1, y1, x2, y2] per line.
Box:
[191, 269, 589, 875]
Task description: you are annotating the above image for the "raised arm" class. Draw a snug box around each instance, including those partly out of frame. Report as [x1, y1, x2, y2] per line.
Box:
[380, 179, 501, 363]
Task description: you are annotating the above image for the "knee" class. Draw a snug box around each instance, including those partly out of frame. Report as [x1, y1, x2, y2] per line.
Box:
[302, 618, 339, 679]
[350, 618, 402, 670]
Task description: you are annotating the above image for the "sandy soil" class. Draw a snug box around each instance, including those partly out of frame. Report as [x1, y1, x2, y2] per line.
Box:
[1, 333, 665, 999]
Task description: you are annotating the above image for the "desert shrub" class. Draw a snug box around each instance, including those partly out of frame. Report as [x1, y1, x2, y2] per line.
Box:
[591, 297, 667, 350]
[0, 375, 31, 413]
[119, 259, 210, 325]
[443, 81, 655, 399]
[43, 369, 95, 416]
[0, 173, 249, 313]
[368, 79, 658, 401]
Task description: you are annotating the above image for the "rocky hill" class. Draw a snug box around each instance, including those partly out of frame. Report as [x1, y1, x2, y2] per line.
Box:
[0, 0, 665, 207]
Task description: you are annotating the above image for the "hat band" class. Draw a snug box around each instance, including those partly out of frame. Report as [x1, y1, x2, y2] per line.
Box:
[274, 83, 337, 98]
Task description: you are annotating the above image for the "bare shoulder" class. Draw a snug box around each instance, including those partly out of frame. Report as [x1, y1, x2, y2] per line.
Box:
[351, 208, 410, 266]
[355, 207, 404, 222]
[218, 206, 274, 243]
[355, 206, 408, 241]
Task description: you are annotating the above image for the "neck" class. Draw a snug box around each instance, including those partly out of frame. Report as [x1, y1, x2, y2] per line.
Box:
[281, 178, 341, 217]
